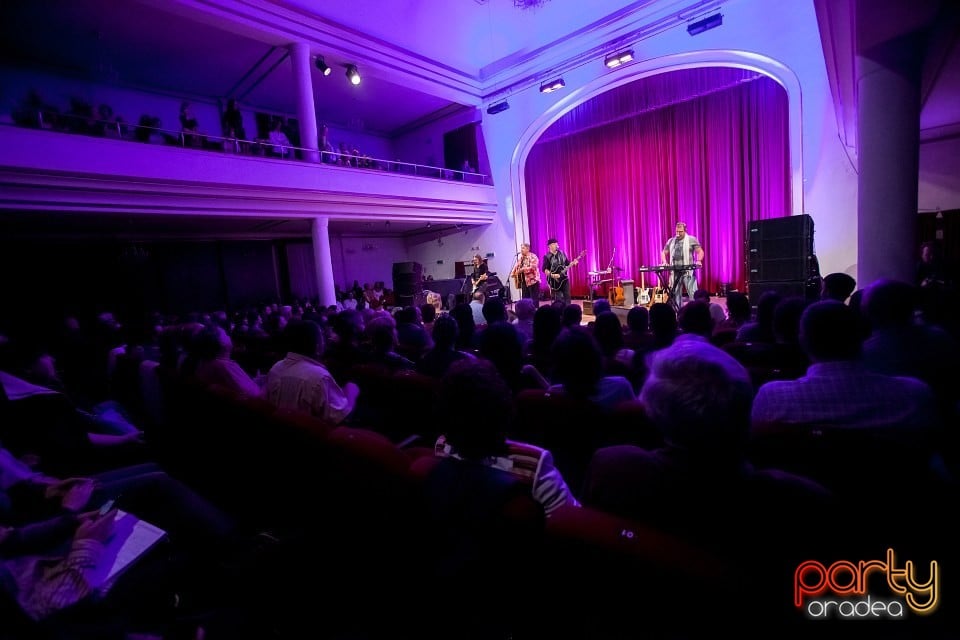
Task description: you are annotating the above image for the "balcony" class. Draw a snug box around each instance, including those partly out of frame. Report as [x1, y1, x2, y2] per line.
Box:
[0, 119, 497, 226]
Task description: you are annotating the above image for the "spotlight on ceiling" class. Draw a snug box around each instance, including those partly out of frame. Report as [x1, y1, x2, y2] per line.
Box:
[315, 56, 331, 76]
[486, 100, 510, 115]
[539, 77, 566, 93]
[687, 13, 722, 36]
[345, 64, 361, 85]
[604, 49, 634, 69]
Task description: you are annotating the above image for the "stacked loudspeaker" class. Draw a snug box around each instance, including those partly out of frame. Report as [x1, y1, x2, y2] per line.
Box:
[747, 214, 817, 304]
[392, 261, 425, 308]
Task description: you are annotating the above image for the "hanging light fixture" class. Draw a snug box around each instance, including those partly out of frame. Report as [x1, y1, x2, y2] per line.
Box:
[315, 56, 331, 76]
[345, 64, 361, 85]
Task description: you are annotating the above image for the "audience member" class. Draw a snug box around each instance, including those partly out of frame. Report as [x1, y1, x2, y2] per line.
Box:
[751, 301, 939, 439]
[582, 338, 831, 581]
[469, 292, 486, 327]
[736, 291, 780, 343]
[192, 325, 260, 397]
[365, 315, 415, 372]
[692, 290, 725, 327]
[179, 100, 200, 147]
[512, 299, 536, 342]
[433, 359, 577, 515]
[222, 99, 245, 142]
[820, 272, 856, 303]
[860, 278, 959, 422]
[264, 320, 358, 424]
[548, 328, 634, 406]
[267, 120, 292, 157]
[417, 315, 474, 378]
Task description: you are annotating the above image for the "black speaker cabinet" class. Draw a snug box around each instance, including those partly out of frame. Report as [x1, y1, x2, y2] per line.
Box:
[392, 262, 423, 297]
[620, 279, 636, 308]
[748, 215, 814, 282]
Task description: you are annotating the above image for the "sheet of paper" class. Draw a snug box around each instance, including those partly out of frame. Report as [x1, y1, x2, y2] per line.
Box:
[86, 509, 167, 593]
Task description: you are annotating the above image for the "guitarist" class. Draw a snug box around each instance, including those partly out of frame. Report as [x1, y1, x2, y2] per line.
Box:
[510, 242, 541, 300]
[469, 254, 489, 295]
[543, 238, 579, 305]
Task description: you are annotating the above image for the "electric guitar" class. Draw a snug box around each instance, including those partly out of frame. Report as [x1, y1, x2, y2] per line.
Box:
[470, 272, 488, 295]
[547, 250, 586, 292]
[637, 272, 652, 305]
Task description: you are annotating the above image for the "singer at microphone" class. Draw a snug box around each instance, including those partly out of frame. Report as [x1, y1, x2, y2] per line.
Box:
[510, 241, 541, 301]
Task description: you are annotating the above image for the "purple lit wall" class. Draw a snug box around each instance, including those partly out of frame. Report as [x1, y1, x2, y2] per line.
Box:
[524, 68, 790, 296]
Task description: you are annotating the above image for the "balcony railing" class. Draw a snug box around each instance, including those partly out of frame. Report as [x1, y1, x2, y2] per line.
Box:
[6, 110, 492, 185]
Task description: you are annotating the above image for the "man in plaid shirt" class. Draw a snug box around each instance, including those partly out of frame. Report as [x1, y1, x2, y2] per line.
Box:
[751, 301, 938, 438]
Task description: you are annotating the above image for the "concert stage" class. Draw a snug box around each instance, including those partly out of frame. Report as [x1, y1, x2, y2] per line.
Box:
[574, 297, 730, 326]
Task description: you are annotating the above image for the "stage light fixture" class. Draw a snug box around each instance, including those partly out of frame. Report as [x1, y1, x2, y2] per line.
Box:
[315, 56, 331, 76]
[539, 77, 565, 93]
[687, 13, 722, 35]
[604, 49, 634, 69]
[486, 100, 510, 115]
[345, 64, 361, 85]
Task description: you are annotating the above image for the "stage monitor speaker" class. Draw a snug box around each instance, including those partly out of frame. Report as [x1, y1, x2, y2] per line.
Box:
[392, 262, 423, 299]
[620, 280, 636, 308]
[392, 261, 422, 276]
[748, 215, 814, 282]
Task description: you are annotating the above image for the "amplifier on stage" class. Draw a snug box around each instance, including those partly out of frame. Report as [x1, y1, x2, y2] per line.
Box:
[620, 279, 635, 308]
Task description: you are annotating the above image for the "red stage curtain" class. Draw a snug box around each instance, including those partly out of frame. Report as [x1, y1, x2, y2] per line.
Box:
[524, 67, 790, 297]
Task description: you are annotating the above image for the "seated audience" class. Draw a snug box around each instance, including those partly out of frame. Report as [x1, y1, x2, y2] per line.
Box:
[821, 272, 857, 303]
[323, 309, 367, 385]
[478, 322, 547, 393]
[481, 298, 507, 326]
[417, 315, 474, 378]
[364, 316, 415, 372]
[524, 304, 563, 375]
[394, 307, 432, 363]
[548, 328, 634, 406]
[0, 449, 243, 632]
[751, 301, 939, 439]
[512, 299, 536, 342]
[582, 339, 831, 562]
[692, 290, 726, 327]
[592, 311, 634, 378]
[419, 304, 437, 335]
[561, 303, 582, 328]
[861, 278, 959, 422]
[192, 325, 261, 397]
[622, 306, 651, 352]
[676, 301, 714, 342]
[433, 360, 578, 515]
[647, 302, 677, 350]
[264, 320, 359, 424]
[469, 292, 486, 327]
[716, 291, 751, 334]
[736, 291, 780, 343]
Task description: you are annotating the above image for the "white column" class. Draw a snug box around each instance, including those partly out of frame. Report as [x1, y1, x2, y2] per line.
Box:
[312, 216, 336, 308]
[856, 38, 922, 286]
[289, 41, 319, 163]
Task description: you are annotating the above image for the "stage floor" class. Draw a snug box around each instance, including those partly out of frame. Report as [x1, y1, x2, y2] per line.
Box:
[516, 297, 730, 326]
